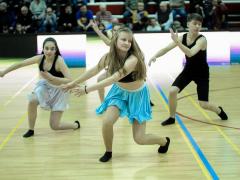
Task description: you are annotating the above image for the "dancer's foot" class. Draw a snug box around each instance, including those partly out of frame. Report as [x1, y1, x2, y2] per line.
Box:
[150, 100, 154, 107]
[218, 106, 228, 120]
[99, 152, 112, 162]
[158, 137, 170, 153]
[161, 117, 175, 126]
[74, 120, 80, 129]
[23, 129, 34, 138]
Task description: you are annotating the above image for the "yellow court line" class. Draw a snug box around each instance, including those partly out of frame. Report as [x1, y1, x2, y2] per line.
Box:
[0, 113, 27, 151]
[164, 72, 240, 156]
[0, 74, 38, 109]
[183, 91, 240, 156]
[0, 74, 37, 151]
[177, 125, 212, 180]
[149, 80, 211, 180]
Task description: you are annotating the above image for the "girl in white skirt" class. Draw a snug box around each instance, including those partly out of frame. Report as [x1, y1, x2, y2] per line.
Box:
[62, 27, 170, 162]
[0, 37, 80, 138]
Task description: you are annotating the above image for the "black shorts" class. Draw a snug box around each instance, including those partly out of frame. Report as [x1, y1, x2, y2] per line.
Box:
[172, 70, 209, 101]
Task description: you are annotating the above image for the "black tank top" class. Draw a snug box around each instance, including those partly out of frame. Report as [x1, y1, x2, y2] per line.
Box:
[39, 55, 64, 78]
[118, 71, 137, 83]
[182, 33, 209, 77]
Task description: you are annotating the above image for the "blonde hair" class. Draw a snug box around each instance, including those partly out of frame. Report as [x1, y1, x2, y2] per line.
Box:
[100, 27, 146, 80]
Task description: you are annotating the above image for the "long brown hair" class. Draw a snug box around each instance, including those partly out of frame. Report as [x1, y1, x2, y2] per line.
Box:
[41, 37, 61, 56]
[101, 27, 146, 80]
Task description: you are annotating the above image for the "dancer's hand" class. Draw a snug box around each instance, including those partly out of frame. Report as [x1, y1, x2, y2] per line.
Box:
[90, 20, 99, 31]
[148, 57, 157, 66]
[60, 81, 77, 92]
[170, 28, 179, 44]
[70, 86, 85, 97]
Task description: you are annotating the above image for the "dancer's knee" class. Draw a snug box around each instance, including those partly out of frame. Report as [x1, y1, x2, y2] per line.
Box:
[102, 119, 114, 128]
[133, 133, 145, 145]
[49, 122, 60, 130]
[169, 87, 179, 96]
[28, 95, 39, 106]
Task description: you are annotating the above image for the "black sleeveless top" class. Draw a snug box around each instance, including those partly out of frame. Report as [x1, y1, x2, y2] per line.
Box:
[39, 55, 64, 78]
[118, 71, 137, 83]
[182, 33, 209, 77]
[117, 52, 138, 83]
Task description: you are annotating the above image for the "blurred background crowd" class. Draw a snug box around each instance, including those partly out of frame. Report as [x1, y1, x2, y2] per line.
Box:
[0, 0, 232, 34]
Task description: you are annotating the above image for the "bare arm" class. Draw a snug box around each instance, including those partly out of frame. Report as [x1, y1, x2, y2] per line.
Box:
[170, 28, 207, 58]
[85, 55, 138, 93]
[61, 54, 107, 90]
[91, 21, 111, 46]
[0, 55, 40, 77]
[40, 57, 72, 85]
[73, 55, 107, 85]
[86, 19, 94, 29]
[148, 41, 177, 66]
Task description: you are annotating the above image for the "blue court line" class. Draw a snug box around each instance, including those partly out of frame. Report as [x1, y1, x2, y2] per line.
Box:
[155, 83, 219, 180]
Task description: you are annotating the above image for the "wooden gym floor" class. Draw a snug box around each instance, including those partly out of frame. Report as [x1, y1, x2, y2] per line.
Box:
[0, 58, 240, 179]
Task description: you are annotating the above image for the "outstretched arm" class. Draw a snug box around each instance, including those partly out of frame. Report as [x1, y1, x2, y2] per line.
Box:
[72, 55, 138, 96]
[170, 28, 206, 58]
[0, 55, 40, 77]
[148, 41, 177, 66]
[91, 21, 111, 46]
[61, 54, 107, 90]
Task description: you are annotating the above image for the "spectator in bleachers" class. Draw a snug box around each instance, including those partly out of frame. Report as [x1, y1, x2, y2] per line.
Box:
[45, 0, 75, 17]
[58, 5, 76, 32]
[202, 0, 212, 29]
[156, 1, 173, 31]
[13, 23, 26, 34]
[16, 5, 34, 33]
[30, 0, 46, 20]
[172, 20, 184, 31]
[72, 0, 88, 6]
[39, 7, 57, 32]
[104, 18, 120, 39]
[45, 0, 59, 16]
[95, 4, 113, 30]
[98, 22, 106, 31]
[111, 17, 119, 23]
[8, 0, 22, 14]
[22, 0, 31, 7]
[210, 0, 228, 30]
[0, 2, 15, 34]
[189, 0, 205, 19]
[169, 0, 187, 27]
[76, 4, 93, 32]
[3, 0, 30, 13]
[71, 0, 88, 12]
[29, 0, 47, 32]
[146, 17, 161, 31]
[131, 2, 149, 31]
[144, 0, 161, 10]
[123, 0, 144, 26]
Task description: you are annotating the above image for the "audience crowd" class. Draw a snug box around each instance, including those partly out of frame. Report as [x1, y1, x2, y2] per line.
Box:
[0, 0, 229, 34]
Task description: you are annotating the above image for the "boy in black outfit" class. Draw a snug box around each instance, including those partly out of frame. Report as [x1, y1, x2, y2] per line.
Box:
[148, 13, 228, 126]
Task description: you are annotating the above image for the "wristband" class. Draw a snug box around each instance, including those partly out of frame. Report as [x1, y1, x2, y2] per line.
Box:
[84, 85, 88, 94]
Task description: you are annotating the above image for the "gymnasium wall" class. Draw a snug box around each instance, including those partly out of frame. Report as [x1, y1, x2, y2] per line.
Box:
[0, 32, 239, 66]
[0, 34, 36, 58]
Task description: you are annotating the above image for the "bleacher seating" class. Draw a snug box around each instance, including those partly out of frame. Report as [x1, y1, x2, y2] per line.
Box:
[87, 0, 240, 30]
